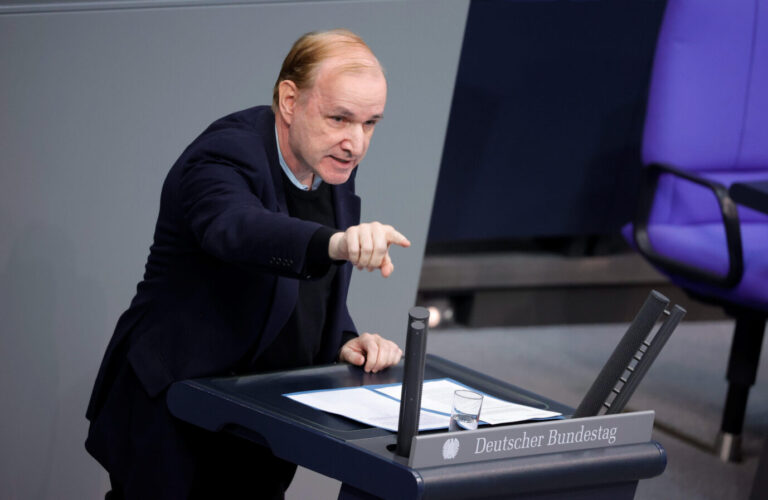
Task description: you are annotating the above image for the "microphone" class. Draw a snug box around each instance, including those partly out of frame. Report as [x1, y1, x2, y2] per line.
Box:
[395, 306, 430, 457]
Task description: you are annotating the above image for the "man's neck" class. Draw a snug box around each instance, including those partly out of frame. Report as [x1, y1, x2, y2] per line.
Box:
[275, 118, 315, 190]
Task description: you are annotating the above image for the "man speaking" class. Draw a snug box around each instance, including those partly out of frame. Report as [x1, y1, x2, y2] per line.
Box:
[85, 29, 407, 499]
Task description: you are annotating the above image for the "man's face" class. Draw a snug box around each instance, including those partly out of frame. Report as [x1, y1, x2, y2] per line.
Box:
[286, 56, 387, 185]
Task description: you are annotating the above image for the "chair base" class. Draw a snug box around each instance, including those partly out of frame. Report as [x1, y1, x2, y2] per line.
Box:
[718, 311, 766, 463]
[717, 432, 742, 463]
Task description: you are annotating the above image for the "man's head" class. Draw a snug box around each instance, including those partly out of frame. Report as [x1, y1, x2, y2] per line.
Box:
[273, 29, 387, 187]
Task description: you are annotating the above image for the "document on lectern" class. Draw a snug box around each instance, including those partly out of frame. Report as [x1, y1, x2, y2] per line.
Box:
[285, 378, 561, 432]
[285, 386, 448, 431]
[377, 379, 561, 425]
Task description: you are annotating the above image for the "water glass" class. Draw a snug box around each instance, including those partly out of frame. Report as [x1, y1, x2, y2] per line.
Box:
[449, 389, 483, 431]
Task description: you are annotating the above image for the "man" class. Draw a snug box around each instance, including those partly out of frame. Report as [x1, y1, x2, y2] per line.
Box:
[85, 29, 408, 499]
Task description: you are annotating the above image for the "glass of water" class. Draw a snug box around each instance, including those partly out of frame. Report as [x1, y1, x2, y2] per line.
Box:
[449, 390, 483, 431]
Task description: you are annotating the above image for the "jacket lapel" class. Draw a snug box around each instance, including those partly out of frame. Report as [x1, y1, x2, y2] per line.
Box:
[264, 117, 289, 214]
[250, 114, 294, 362]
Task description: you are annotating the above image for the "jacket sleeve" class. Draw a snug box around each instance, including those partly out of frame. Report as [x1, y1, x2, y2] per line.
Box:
[179, 131, 327, 278]
[333, 297, 359, 361]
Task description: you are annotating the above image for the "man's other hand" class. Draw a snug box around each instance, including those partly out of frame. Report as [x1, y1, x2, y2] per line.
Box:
[328, 222, 410, 277]
[338, 333, 403, 373]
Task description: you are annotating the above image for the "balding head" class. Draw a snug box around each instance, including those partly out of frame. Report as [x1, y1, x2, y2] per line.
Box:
[272, 29, 384, 113]
[273, 29, 387, 188]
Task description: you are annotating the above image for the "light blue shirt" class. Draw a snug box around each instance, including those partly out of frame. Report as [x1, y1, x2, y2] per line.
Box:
[275, 126, 323, 191]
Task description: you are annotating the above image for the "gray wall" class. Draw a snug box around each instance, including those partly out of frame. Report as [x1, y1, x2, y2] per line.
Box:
[0, 1, 468, 498]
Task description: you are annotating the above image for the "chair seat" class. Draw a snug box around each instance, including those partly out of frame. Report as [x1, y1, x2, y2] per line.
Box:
[623, 222, 768, 311]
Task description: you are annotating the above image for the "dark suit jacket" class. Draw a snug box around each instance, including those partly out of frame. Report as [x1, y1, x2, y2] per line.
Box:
[85, 106, 360, 497]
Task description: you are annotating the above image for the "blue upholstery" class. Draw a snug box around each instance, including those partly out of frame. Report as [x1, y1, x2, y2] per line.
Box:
[623, 0, 768, 300]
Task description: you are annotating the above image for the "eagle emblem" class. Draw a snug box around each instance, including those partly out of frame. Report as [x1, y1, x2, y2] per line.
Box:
[442, 437, 460, 460]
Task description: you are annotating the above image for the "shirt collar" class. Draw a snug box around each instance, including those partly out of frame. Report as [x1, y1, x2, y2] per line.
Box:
[275, 126, 323, 191]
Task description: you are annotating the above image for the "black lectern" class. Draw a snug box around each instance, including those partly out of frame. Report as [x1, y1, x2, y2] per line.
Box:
[167, 355, 666, 499]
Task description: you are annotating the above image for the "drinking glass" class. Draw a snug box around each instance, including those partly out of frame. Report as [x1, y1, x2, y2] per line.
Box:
[449, 390, 483, 431]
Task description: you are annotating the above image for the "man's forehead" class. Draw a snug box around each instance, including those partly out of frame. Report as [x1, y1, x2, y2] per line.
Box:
[309, 52, 386, 99]
[314, 69, 386, 105]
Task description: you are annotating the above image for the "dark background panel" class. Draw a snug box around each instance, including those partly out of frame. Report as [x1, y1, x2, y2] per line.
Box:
[428, 0, 667, 249]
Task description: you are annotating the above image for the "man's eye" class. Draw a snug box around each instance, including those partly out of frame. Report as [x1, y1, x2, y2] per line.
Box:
[331, 116, 344, 123]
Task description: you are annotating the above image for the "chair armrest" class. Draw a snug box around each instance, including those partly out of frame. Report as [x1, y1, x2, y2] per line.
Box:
[730, 180, 768, 215]
[633, 163, 743, 288]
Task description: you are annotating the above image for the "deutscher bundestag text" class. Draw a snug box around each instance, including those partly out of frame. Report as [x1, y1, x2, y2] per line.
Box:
[475, 425, 618, 455]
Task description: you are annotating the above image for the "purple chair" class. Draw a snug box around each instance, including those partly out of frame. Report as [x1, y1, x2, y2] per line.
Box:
[624, 0, 768, 462]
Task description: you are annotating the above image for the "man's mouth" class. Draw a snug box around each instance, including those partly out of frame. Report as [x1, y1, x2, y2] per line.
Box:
[330, 155, 355, 166]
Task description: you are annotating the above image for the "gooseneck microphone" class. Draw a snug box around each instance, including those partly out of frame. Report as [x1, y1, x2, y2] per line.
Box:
[395, 306, 430, 457]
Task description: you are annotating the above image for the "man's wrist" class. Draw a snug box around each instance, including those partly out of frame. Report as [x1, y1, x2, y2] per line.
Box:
[328, 231, 344, 261]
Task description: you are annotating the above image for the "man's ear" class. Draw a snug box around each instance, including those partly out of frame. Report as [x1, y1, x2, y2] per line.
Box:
[278, 80, 299, 125]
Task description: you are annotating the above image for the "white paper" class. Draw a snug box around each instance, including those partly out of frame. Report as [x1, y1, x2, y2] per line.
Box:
[375, 379, 561, 425]
[286, 387, 448, 432]
[285, 378, 561, 432]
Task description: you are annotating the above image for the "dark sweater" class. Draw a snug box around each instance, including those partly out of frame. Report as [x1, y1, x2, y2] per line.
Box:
[251, 174, 340, 371]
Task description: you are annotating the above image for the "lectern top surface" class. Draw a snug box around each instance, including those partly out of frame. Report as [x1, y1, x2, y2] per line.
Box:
[184, 355, 570, 441]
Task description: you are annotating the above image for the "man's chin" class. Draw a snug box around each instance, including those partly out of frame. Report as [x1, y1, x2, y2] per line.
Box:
[318, 166, 356, 185]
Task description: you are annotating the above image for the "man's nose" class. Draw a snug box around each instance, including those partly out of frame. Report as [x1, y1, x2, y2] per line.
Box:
[341, 124, 365, 157]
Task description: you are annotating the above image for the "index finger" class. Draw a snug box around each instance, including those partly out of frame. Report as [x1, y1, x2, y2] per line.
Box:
[372, 341, 400, 372]
[386, 227, 411, 248]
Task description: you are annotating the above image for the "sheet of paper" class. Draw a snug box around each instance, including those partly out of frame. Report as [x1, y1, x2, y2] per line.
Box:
[374, 379, 561, 425]
[285, 387, 449, 432]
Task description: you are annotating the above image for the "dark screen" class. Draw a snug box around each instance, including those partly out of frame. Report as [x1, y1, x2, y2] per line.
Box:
[427, 0, 667, 248]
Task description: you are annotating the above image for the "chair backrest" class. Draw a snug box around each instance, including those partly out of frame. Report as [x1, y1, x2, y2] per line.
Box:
[643, 0, 768, 225]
